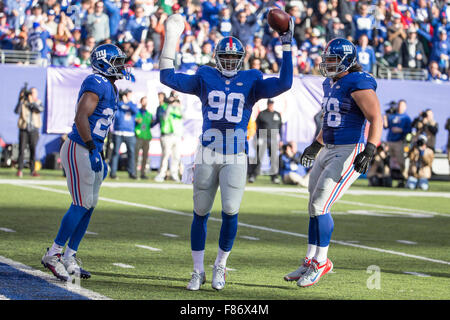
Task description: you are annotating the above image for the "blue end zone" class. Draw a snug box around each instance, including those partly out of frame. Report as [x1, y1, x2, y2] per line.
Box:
[0, 263, 89, 300]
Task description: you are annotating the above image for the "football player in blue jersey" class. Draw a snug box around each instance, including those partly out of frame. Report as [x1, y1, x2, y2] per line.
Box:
[41, 44, 134, 281]
[159, 14, 293, 291]
[284, 38, 382, 287]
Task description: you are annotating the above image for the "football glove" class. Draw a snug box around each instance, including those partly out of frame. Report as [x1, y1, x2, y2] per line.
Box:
[353, 142, 376, 174]
[86, 140, 102, 173]
[279, 18, 294, 45]
[300, 140, 324, 168]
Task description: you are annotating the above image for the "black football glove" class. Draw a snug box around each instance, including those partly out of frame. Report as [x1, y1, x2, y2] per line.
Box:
[279, 18, 294, 45]
[353, 142, 377, 174]
[300, 140, 324, 168]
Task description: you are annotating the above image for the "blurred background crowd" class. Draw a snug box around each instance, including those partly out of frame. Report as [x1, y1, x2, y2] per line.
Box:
[2, 0, 450, 81]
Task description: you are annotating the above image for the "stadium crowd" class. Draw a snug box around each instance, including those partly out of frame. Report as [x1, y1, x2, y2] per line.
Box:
[1, 0, 450, 81]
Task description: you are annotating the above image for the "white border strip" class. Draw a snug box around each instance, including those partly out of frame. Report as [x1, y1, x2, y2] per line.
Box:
[0, 256, 110, 300]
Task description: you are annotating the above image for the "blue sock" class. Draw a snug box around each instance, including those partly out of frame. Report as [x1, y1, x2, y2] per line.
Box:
[219, 212, 238, 252]
[67, 207, 94, 251]
[54, 204, 89, 247]
[316, 213, 334, 247]
[308, 217, 318, 245]
[191, 211, 209, 251]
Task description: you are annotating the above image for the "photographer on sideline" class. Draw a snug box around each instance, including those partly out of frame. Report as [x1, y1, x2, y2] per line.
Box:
[279, 142, 309, 187]
[406, 135, 434, 191]
[383, 99, 412, 187]
[14, 85, 43, 178]
[412, 109, 438, 152]
[367, 142, 392, 187]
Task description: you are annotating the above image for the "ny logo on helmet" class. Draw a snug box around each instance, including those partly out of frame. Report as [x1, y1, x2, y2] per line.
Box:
[342, 45, 353, 54]
[95, 50, 107, 59]
[225, 42, 237, 52]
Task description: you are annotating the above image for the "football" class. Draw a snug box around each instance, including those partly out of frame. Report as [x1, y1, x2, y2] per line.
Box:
[267, 8, 290, 34]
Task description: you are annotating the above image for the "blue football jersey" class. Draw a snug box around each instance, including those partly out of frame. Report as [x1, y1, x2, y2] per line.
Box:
[160, 50, 293, 153]
[321, 71, 377, 145]
[68, 74, 119, 151]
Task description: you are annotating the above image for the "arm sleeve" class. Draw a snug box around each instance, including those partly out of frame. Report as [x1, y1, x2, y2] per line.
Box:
[252, 50, 293, 101]
[160, 68, 201, 96]
[349, 74, 377, 93]
[81, 75, 105, 100]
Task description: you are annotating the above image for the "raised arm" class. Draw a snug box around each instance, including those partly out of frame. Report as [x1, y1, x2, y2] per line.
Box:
[159, 14, 201, 95]
[253, 19, 294, 100]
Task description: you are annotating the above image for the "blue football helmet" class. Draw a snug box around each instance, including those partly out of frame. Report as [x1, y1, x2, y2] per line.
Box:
[90, 44, 133, 81]
[319, 38, 357, 78]
[214, 36, 245, 77]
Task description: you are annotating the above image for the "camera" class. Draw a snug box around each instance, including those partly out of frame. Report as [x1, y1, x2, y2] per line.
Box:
[19, 82, 31, 101]
[385, 100, 397, 114]
[415, 134, 427, 147]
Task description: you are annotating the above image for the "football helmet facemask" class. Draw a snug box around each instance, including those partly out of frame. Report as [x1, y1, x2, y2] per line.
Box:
[214, 36, 245, 77]
[90, 44, 133, 81]
[319, 38, 357, 78]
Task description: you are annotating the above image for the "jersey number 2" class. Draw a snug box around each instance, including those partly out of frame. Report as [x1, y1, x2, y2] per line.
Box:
[93, 108, 114, 138]
[207, 90, 244, 123]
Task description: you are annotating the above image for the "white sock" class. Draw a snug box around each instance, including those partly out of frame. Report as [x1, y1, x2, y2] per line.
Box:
[214, 247, 230, 267]
[47, 242, 64, 256]
[64, 247, 77, 259]
[313, 245, 329, 264]
[192, 250, 205, 273]
[305, 244, 317, 260]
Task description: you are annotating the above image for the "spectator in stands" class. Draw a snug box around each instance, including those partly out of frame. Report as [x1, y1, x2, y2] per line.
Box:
[51, 19, 73, 67]
[43, 9, 58, 36]
[6, 0, 28, 33]
[367, 142, 392, 187]
[388, 12, 407, 53]
[85, 0, 110, 44]
[356, 34, 377, 74]
[427, 60, 449, 82]
[217, 6, 232, 37]
[406, 134, 434, 191]
[103, 0, 121, 40]
[118, 0, 134, 35]
[15, 86, 43, 178]
[383, 99, 412, 187]
[131, 41, 156, 71]
[124, 5, 149, 43]
[231, 1, 263, 47]
[248, 99, 282, 184]
[398, 26, 428, 70]
[84, 35, 97, 53]
[110, 89, 138, 180]
[154, 91, 184, 183]
[353, 2, 376, 42]
[199, 41, 214, 66]
[73, 45, 91, 68]
[27, 22, 51, 66]
[24, 5, 44, 30]
[0, 12, 9, 35]
[430, 28, 450, 74]
[378, 40, 400, 68]
[326, 17, 346, 42]
[148, 7, 167, 53]
[134, 96, 155, 180]
[279, 142, 309, 187]
[202, 0, 225, 29]
[412, 109, 439, 152]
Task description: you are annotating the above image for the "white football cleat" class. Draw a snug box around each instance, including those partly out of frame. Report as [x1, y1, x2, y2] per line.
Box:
[186, 270, 206, 291]
[63, 255, 91, 279]
[211, 265, 226, 291]
[297, 258, 333, 287]
[284, 258, 311, 281]
[154, 175, 164, 182]
[41, 249, 71, 282]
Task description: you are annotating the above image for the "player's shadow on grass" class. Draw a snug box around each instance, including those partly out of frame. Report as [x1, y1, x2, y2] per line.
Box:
[91, 271, 292, 290]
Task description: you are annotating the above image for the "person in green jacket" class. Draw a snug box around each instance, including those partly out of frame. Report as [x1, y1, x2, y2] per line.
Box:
[154, 91, 184, 182]
[135, 96, 156, 179]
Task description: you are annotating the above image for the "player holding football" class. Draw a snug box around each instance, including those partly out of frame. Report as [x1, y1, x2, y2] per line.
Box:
[159, 14, 293, 291]
[284, 38, 382, 287]
[41, 44, 134, 281]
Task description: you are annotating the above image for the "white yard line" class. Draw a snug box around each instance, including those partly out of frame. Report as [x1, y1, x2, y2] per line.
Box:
[0, 256, 110, 300]
[13, 183, 450, 267]
[135, 244, 162, 252]
[112, 263, 135, 269]
[1, 179, 449, 198]
[0, 227, 16, 232]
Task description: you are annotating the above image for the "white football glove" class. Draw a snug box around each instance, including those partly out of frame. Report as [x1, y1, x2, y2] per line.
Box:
[159, 14, 185, 70]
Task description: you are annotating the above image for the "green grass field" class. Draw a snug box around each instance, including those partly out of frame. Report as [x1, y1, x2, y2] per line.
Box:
[0, 168, 449, 300]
